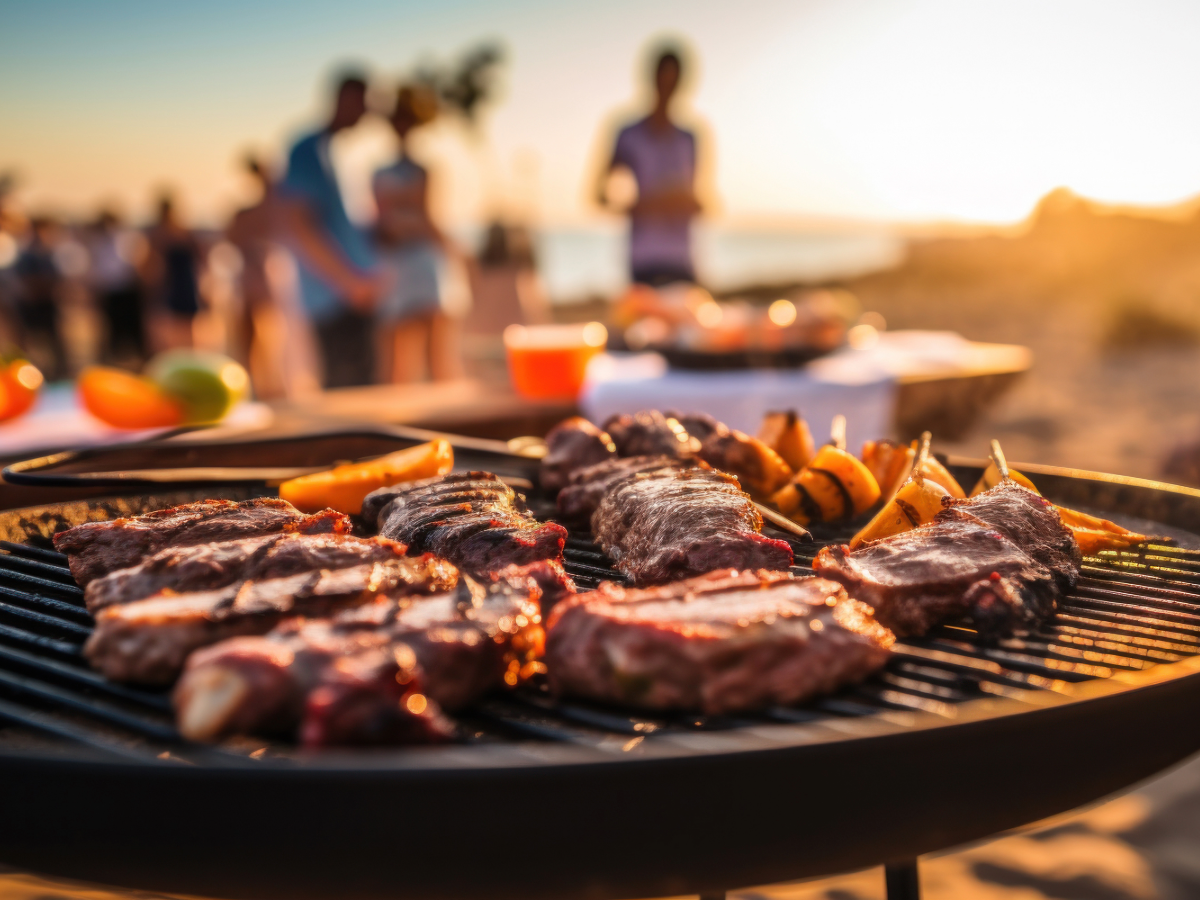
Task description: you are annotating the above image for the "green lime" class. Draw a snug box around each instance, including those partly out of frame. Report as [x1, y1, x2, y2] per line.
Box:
[145, 351, 249, 423]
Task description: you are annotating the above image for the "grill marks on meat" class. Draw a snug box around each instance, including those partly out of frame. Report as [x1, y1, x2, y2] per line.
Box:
[174, 567, 546, 744]
[556, 455, 698, 523]
[603, 410, 700, 458]
[539, 416, 617, 493]
[85, 555, 459, 684]
[84, 533, 409, 613]
[54, 498, 350, 586]
[813, 482, 1078, 638]
[546, 569, 893, 714]
[366, 472, 569, 578]
[592, 468, 794, 584]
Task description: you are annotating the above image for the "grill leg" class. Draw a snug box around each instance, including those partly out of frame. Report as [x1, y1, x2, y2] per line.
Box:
[884, 860, 921, 900]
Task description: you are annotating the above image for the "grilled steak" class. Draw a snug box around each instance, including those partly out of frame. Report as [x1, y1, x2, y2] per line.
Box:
[365, 472, 569, 577]
[556, 455, 695, 523]
[813, 515, 1059, 638]
[602, 410, 701, 458]
[86, 555, 459, 684]
[943, 481, 1081, 589]
[539, 416, 617, 493]
[174, 566, 547, 744]
[546, 569, 893, 714]
[54, 498, 350, 586]
[176, 629, 454, 747]
[592, 467, 794, 584]
[84, 533, 409, 613]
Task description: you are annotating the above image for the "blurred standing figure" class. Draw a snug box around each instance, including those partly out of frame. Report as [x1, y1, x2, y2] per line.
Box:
[145, 193, 202, 350]
[278, 72, 380, 388]
[226, 155, 320, 399]
[13, 217, 67, 379]
[86, 209, 146, 367]
[372, 84, 463, 383]
[599, 46, 701, 287]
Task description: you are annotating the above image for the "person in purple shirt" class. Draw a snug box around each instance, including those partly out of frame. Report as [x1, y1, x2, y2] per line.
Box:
[599, 47, 702, 286]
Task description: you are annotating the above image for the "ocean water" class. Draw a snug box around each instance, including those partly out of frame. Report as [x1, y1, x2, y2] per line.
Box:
[531, 223, 905, 304]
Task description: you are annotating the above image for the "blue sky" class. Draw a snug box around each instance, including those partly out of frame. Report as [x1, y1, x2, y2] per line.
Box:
[5, 0, 1200, 227]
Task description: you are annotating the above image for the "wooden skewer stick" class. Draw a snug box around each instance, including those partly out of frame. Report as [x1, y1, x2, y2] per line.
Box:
[990, 439, 1011, 481]
[754, 501, 811, 539]
[916, 431, 932, 465]
[830, 414, 847, 451]
[910, 430, 933, 485]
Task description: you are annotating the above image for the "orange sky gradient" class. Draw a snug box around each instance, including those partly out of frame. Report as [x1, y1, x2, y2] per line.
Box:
[4, 0, 1200, 229]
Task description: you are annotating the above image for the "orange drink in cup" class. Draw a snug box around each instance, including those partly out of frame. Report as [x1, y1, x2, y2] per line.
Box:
[504, 322, 608, 401]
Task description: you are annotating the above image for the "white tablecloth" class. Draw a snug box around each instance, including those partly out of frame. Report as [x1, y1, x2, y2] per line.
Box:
[579, 330, 991, 449]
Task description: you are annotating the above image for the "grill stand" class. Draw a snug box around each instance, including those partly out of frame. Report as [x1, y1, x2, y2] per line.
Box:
[884, 860, 921, 899]
[697, 859, 920, 900]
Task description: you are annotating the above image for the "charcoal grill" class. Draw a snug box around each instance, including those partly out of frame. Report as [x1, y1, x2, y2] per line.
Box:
[2, 429, 1200, 900]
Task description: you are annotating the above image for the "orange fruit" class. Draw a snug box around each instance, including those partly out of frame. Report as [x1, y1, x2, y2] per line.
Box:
[0, 360, 42, 422]
[78, 366, 185, 429]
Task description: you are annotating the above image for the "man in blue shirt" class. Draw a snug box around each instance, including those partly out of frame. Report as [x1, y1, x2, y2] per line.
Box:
[279, 72, 381, 388]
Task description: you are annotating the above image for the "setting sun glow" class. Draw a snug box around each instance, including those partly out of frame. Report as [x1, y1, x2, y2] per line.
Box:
[3, 0, 1200, 227]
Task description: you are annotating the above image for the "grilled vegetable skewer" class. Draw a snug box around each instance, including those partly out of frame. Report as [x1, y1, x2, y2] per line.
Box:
[771, 417, 880, 525]
[851, 432, 951, 549]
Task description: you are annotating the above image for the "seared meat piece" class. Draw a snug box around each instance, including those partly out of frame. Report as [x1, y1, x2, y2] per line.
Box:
[546, 569, 893, 714]
[669, 411, 725, 442]
[697, 428, 793, 498]
[84, 533, 409, 613]
[556, 455, 695, 523]
[54, 498, 350, 586]
[365, 472, 568, 577]
[86, 555, 459, 684]
[539, 416, 617, 493]
[592, 468, 794, 584]
[814, 515, 1059, 638]
[333, 565, 547, 709]
[602, 410, 700, 458]
[490, 558, 576, 608]
[944, 481, 1081, 589]
[174, 567, 546, 743]
[175, 627, 454, 747]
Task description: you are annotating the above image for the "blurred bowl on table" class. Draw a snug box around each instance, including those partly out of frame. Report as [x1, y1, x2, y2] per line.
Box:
[616, 286, 857, 370]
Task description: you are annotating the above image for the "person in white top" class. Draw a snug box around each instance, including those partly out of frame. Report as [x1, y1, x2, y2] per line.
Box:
[372, 84, 463, 383]
[599, 47, 702, 287]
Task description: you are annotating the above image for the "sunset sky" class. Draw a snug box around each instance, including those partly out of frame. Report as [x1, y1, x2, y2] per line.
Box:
[4, 0, 1200, 228]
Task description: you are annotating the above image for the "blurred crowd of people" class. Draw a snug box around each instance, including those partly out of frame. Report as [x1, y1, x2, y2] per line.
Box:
[0, 43, 698, 400]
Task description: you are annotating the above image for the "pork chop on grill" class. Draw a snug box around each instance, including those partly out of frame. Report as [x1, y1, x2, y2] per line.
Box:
[591, 468, 794, 584]
[84, 533, 410, 613]
[86, 555, 459, 684]
[174, 565, 548, 744]
[602, 410, 701, 458]
[54, 498, 350, 586]
[539, 416, 617, 493]
[546, 569, 894, 714]
[556, 455, 697, 523]
[365, 472, 569, 578]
